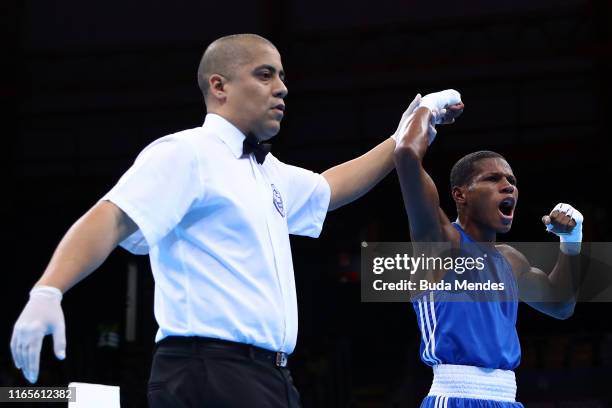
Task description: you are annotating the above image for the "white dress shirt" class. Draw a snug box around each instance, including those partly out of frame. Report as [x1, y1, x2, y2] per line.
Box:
[102, 114, 330, 353]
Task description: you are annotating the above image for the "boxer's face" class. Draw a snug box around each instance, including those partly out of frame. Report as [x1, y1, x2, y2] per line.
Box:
[464, 158, 518, 234]
[223, 44, 288, 141]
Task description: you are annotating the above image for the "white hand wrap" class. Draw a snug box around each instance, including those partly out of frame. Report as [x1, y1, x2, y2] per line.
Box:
[11, 285, 66, 383]
[419, 89, 462, 145]
[419, 89, 462, 123]
[545, 203, 584, 256]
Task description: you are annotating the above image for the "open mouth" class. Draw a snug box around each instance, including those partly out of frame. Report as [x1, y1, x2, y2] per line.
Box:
[498, 197, 515, 220]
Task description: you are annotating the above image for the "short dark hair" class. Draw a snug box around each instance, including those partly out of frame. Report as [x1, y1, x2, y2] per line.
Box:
[197, 34, 276, 100]
[450, 150, 506, 188]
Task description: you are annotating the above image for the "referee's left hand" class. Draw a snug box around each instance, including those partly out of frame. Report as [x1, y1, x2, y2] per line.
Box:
[11, 286, 66, 383]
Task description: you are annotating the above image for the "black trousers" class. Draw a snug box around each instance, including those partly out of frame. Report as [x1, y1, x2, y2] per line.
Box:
[147, 336, 301, 408]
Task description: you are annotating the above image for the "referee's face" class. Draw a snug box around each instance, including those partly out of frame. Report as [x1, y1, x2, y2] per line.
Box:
[225, 44, 288, 141]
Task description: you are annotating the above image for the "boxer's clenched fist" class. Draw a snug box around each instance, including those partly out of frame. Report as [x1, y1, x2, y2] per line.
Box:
[420, 89, 463, 123]
[542, 203, 583, 255]
[418, 89, 464, 145]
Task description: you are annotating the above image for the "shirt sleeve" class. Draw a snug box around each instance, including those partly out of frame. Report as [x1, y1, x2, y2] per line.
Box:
[280, 163, 331, 238]
[101, 135, 203, 254]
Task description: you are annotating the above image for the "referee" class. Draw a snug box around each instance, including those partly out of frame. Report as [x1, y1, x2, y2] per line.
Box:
[11, 33, 428, 407]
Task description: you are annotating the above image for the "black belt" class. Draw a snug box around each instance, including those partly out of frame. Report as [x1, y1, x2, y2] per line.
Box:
[157, 336, 289, 368]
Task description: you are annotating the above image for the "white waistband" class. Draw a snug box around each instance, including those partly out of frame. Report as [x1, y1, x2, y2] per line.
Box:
[428, 364, 516, 402]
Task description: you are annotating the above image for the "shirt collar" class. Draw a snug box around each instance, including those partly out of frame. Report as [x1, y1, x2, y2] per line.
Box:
[203, 113, 247, 159]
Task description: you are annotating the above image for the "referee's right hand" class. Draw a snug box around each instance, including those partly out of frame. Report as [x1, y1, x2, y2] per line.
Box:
[11, 285, 66, 384]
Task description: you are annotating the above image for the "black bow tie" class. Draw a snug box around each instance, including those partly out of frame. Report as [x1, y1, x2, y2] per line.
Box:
[243, 135, 272, 164]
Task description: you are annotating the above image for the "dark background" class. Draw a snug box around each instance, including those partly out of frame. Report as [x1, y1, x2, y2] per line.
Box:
[4, 0, 612, 406]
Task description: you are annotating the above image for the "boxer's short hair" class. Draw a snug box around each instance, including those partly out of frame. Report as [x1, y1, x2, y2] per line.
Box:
[450, 150, 506, 188]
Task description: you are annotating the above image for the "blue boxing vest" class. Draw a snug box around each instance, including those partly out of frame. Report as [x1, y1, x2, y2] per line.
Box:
[412, 223, 521, 370]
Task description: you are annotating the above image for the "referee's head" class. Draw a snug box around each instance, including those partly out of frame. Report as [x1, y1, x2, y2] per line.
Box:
[197, 34, 288, 141]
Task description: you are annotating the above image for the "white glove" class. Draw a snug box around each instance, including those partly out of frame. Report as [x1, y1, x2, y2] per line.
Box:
[542, 203, 584, 255]
[391, 93, 421, 143]
[11, 285, 66, 383]
[391, 93, 440, 145]
[419, 89, 462, 145]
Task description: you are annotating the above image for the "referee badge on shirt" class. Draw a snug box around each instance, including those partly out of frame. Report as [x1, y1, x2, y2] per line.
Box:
[271, 184, 285, 217]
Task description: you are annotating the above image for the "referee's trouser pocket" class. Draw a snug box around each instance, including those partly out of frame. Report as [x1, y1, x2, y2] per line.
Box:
[147, 351, 208, 408]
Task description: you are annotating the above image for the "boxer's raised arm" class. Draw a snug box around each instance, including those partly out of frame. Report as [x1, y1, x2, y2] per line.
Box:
[394, 90, 464, 243]
[499, 203, 583, 319]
